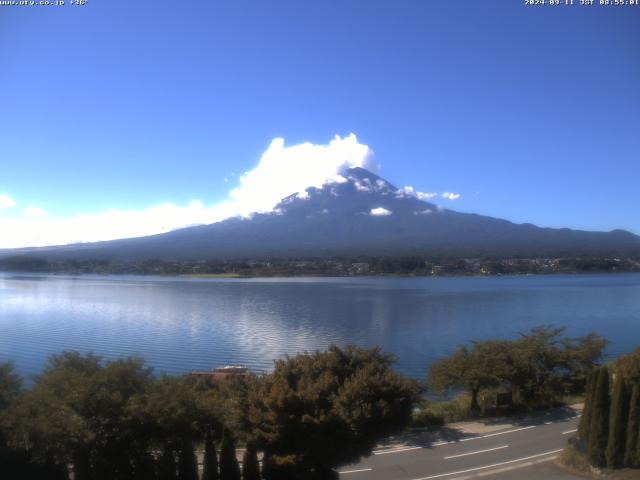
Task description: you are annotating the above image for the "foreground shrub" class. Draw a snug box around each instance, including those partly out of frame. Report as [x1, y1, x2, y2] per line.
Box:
[253, 345, 421, 479]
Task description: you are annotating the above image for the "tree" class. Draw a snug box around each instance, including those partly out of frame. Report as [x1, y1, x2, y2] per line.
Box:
[202, 430, 219, 480]
[2, 352, 155, 480]
[157, 445, 177, 480]
[0, 362, 27, 477]
[178, 441, 198, 480]
[578, 369, 598, 443]
[428, 341, 509, 414]
[614, 348, 640, 383]
[507, 326, 568, 403]
[562, 332, 607, 392]
[427, 327, 605, 415]
[219, 429, 241, 480]
[588, 367, 610, 468]
[606, 376, 629, 468]
[254, 345, 420, 478]
[0, 361, 22, 410]
[131, 449, 157, 480]
[1, 352, 103, 477]
[241, 443, 260, 480]
[624, 383, 640, 468]
[135, 372, 220, 480]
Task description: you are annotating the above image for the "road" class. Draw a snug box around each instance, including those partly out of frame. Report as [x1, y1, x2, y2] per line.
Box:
[339, 414, 583, 480]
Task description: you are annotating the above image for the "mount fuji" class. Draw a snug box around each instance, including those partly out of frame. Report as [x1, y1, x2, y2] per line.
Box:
[3, 167, 640, 261]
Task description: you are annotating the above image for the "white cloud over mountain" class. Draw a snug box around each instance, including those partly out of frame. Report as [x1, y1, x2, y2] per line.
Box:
[227, 134, 373, 216]
[370, 207, 392, 216]
[0, 134, 462, 249]
[0, 134, 375, 248]
[441, 192, 461, 200]
[396, 186, 438, 200]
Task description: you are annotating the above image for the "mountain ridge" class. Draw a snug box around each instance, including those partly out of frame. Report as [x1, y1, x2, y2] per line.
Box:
[2, 167, 639, 261]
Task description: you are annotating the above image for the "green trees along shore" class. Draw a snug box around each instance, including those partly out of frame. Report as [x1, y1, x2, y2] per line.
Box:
[427, 326, 606, 415]
[0, 346, 419, 480]
[3, 328, 640, 479]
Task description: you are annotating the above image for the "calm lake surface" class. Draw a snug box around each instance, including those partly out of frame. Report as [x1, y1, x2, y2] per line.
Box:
[1, 272, 639, 380]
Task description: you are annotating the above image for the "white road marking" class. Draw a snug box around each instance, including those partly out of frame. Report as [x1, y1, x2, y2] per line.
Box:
[457, 425, 536, 442]
[476, 455, 558, 477]
[411, 449, 563, 480]
[562, 428, 578, 435]
[374, 446, 422, 455]
[338, 468, 373, 475]
[431, 425, 537, 448]
[544, 421, 552, 425]
[444, 445, 509, 460]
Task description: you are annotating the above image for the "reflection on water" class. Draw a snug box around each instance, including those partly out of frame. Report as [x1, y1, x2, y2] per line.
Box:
[1, 273, 639, 379]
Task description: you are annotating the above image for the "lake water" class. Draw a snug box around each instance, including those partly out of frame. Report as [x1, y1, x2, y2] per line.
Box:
[1, 272, 639, 380]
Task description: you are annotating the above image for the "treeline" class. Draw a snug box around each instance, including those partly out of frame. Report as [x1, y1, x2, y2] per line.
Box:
[1, 254, 639, 276]
[0, 346, 419, 480]
[427, 326, 607, 415]
[575, 348, 640, 470]
[0, 328, 614, 479]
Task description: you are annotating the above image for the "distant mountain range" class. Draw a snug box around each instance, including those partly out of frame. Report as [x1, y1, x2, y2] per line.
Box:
[3, 167, 640, 261]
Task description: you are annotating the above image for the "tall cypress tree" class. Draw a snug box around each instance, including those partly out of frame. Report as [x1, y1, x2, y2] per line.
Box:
[202, 430, 219, 480]
[625, 383, 640, 468]
[73, 447, 92, 480]
[241, 443, 260, 480]
[606, 376, 629, 468]
[219, 430, 241, 480]
[158, 445, 178, 480]
[579, 369, 598, 443]
[178, 441, 199, 480]
[588, 366, 610, 468]
[261, 450, 274, 480]
[132, 449, 158, 480]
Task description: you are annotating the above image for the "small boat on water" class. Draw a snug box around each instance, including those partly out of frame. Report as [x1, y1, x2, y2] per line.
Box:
[190, 365, 248, 380]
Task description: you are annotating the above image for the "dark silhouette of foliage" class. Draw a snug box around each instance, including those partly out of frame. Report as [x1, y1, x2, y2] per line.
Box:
[157, 445, 177, 480]
[588, 367, 610, 468]
[131, 449, 157, 480]
[178, 441, 198, 480]
[73, 447, 92, 480]
[241, 443, 260, 480]
[202, 430, 219, 480]
[219, 429, 241, 480]
[260, 450, 277, 480]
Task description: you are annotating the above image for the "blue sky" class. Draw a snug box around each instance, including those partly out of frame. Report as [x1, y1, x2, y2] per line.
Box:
[1, 0, 639, 246]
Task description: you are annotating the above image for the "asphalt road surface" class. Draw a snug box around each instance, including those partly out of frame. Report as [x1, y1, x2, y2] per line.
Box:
[339, 415, 583, 480]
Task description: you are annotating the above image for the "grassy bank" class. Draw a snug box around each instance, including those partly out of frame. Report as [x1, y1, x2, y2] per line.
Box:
[559, 446, 640, 479]
[410, 393, 585, 428]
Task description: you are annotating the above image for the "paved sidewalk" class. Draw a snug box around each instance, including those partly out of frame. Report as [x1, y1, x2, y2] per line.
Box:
[375, 404, 582, 451]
